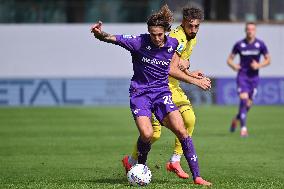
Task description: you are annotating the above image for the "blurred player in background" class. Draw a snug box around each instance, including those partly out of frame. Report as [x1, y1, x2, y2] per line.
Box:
[91, 4, 211, 186]
[122, 6, 210, 181]
[227, 22, 271, 137]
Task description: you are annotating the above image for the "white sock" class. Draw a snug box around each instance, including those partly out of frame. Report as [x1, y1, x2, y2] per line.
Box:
[241, 127, 247, 132]
[170, 154, 181, 162]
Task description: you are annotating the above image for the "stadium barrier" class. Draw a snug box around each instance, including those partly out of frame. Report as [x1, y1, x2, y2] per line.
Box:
[0, 77, 283, 106]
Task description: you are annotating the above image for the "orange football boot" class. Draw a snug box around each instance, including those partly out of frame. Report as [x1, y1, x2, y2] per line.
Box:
[194, 177, 212, 186]
[166, 161, 189, 179]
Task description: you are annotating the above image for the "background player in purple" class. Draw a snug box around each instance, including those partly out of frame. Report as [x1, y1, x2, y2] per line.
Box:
[227, 22, 271, 137]
[91, 5, 212, 186]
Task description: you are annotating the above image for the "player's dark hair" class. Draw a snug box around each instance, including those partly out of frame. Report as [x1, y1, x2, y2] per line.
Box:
[246, 22, 256, 27]
[183, 6, 204, 21]
[147, 4, 173, 32]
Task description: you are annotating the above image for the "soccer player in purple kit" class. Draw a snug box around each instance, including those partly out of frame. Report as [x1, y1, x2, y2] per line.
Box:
[91, 5, 212, 186]
[227, 22, 271, 137]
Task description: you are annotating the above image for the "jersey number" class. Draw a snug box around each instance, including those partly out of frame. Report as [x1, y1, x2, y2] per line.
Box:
[163, 95, 173, 105]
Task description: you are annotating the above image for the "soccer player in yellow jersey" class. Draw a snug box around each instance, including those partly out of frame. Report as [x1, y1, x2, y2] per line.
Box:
[122, 6, 211, 185]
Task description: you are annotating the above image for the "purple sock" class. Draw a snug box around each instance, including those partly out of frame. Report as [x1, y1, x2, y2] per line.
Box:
[137, 137, 151, 165]
[180, 137, 200, 180]
[246, 105, 251, 112]
[236, 113, 240, 120]
[238, 99, 248, 128]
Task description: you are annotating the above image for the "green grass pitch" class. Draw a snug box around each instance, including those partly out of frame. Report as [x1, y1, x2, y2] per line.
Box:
[0, 106, 283, 189]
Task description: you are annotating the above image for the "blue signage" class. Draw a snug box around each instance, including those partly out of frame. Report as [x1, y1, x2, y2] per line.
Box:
[0, 78, 130, 106]
[1, 77, 283, 106]
[216, 77, 284, 105]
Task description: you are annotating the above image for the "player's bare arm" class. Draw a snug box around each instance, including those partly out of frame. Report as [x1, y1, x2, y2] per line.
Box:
[251, 53, 271, 70]
[187, 70, 204, 79]
[227, 53, 241, 71]
[169, 53, 211, 90]
[178, 59, 190, 71]
[91, 21, 116, 43]
[178, 59, 204, 79]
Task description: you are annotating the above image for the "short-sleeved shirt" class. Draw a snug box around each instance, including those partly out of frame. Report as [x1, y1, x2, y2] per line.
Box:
[168, 25, 197, 88]
[115, 34, 179, 93]
[115, 34, 179, 122]
[232, 38, 268, 78]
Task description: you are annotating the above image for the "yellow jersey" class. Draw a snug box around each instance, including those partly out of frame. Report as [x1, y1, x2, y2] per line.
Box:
[169, 25, 197, 88]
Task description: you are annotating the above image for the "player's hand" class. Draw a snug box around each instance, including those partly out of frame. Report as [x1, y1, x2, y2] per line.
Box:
[190, 70, 204, 79]
[233, 64, 241, 71]
[178, 59, 190, 71]
[250, 60, 259, 70]
[91, 21, 103, 36]
[196, 77, 211, 91]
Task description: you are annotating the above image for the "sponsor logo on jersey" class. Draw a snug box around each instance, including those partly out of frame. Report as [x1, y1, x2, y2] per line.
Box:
[240, 50, 260, 56]
[141, 56, 170, 66]
[122, 34, 136, 39]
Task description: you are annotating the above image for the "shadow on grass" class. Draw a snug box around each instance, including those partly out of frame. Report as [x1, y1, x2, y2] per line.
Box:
[71, 177, 183, 185]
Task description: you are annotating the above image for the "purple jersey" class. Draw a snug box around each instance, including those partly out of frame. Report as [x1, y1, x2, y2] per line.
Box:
[232, 38, 268, 78]
[115, 34, 179, 122]
[115, 34, 178, 92]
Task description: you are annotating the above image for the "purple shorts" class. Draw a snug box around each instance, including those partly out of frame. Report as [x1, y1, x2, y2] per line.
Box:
[237, 75, 259, 99]
[130, 88, 178, 123]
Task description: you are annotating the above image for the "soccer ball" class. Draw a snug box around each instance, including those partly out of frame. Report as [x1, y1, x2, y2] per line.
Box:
[127, 164, 152, 186]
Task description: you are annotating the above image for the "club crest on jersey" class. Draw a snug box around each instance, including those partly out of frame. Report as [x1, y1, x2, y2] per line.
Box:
[168, 46, 173, 53]
[146, 46, 151, 50]
[254, 42, 260, 48]
[122, 34, 136, 39]
[240, 43, 246, 48]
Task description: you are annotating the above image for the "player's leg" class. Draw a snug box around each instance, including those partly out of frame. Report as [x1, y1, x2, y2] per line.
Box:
[238, 92, 249, 137]
[153, 91, 211, 186]
[166, 105, 195, 179]
[247, 88, 257, 113]
[162, 110, 211, 186]
[173, 105, 196, 154]
[135, 116, 153, 164]
[231, 77, 248, 133]
[239, 87, 257, 137]
[131, 115, 161, 160]
[166, 86, 194, 178]
[122, 92, 153, 172]
[122, 116, 161, 171]
[151, 115, 162, 143]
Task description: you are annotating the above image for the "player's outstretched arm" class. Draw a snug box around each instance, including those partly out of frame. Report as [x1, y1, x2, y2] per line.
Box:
[169, 53, 211, 90]
[91, 21, 117, 44]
